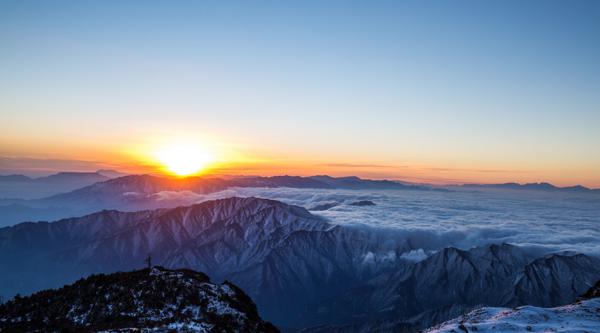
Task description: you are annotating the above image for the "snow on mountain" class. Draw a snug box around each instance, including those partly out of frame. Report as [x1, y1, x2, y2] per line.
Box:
[425, 282, 600, 333]
[0, 266, 279, 332]
[426, 299, 600, 333]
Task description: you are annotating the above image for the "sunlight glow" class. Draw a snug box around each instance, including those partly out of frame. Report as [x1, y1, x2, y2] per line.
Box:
[155, 141, 215, 176]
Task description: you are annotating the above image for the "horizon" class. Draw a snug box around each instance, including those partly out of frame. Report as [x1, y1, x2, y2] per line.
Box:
[1, 166, 599, 190]
[2, 0, 600, 187]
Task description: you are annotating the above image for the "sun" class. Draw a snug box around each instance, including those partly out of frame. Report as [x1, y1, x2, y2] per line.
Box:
[155, 142, 215, 177]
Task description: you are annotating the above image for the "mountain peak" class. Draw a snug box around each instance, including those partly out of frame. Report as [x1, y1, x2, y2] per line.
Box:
[0, 266, 280, 332]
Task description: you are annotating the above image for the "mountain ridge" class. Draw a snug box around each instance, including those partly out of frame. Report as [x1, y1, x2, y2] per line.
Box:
[0, 266, 279, 332]
[1, 197, 599, 331]
[458, 181, 600, 193]
[425, 280, 600, 333]
[0, 174, 431, 227]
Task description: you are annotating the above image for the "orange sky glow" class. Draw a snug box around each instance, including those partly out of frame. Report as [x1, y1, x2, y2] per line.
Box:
[1, 135, 598, 188]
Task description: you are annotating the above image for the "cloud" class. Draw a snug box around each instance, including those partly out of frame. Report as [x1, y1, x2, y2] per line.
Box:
[183, 187, 600, 257]
[400, 249, 429, 262]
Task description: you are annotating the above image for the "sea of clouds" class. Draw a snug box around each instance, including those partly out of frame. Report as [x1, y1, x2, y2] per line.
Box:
[163, 186, 600, 257]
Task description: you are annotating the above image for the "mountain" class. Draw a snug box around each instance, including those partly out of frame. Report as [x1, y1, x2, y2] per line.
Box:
[0, 266, 279, 333]
[581, 279, 600, 300]
[0, 175, 231, 226]
[37, 174, 229, 209]
[424, 280, 600, 333]
[52, 174, 427, 201]
[307, 175, 425, 190]
[0, 175, 32, 182]
[0, 171, 111, 200]
[512, 252, 600, 306]
[0, 197, 407, 328]
[0, 173, 430, 226]
[301, 244, 600, 331]
[459, 182, 600, 193]
[1, 197, 599, 331]
[50, 174, 427, 200]
[0, 203, 67, 228]
[96, 168, 128, 178]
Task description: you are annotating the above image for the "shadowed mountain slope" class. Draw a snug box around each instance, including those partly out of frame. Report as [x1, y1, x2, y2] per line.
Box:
[1, 197, 598, 331]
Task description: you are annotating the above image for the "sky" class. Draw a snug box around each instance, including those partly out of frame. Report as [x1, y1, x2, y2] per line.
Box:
[1, 0, 599, 186]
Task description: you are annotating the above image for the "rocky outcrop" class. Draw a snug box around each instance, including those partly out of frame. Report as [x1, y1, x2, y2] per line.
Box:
[0, 266, 279, 332]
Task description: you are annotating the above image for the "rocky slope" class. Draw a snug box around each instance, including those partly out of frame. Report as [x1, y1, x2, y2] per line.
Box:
[424, 280, 600, 333]
[301, 244, 600, 331]
[0, 266, 279, 332]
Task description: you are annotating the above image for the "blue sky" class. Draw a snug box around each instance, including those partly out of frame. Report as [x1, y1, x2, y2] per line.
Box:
[1, 0, 599, 185]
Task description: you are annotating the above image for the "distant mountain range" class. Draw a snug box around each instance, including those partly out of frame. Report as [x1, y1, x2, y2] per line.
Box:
[0, 266, 279, 332]
[3, 172, 598, 228]
[1, 197, 598, 331]
[0, 170, 124, 200]
[0, 174, 431, 226]
[2, 171, 597, 202]
[458, 181, 600, 193]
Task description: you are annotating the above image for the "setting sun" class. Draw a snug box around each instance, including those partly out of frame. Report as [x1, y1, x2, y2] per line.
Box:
[155, 142, 215, 176]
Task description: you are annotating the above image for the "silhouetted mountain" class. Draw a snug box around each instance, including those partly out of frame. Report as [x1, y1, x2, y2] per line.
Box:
[95, 169, 128, 178]
[460, 181, 599, 193]
[308, 175, 424, 190]
[35, 171, 109, 183]
[0, 171, 110, 200]
[1, 198, 598, 331]
[0, 174, 430, 226]
[45, 174, 429, 203]
[0, 266, 279, 332]
[0, 175, 232, 225]
[40, 174, 228, 207]
[0, 175, 32, 182]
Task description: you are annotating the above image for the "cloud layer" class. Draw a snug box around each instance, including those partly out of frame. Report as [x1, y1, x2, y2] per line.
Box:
[172, 187, 600, 256]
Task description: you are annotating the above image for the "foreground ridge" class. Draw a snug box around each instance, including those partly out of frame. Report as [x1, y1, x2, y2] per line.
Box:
[0, 266, 279, 333]
[424, 280, 600, 333]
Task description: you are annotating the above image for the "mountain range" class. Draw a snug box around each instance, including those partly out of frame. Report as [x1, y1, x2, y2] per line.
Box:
[0, 171, 116, 200]
[1, 197, 598, 331]
[458, 181, 600, 193]
[0, 174, 430, 227]
[3, 172, 598, 229]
